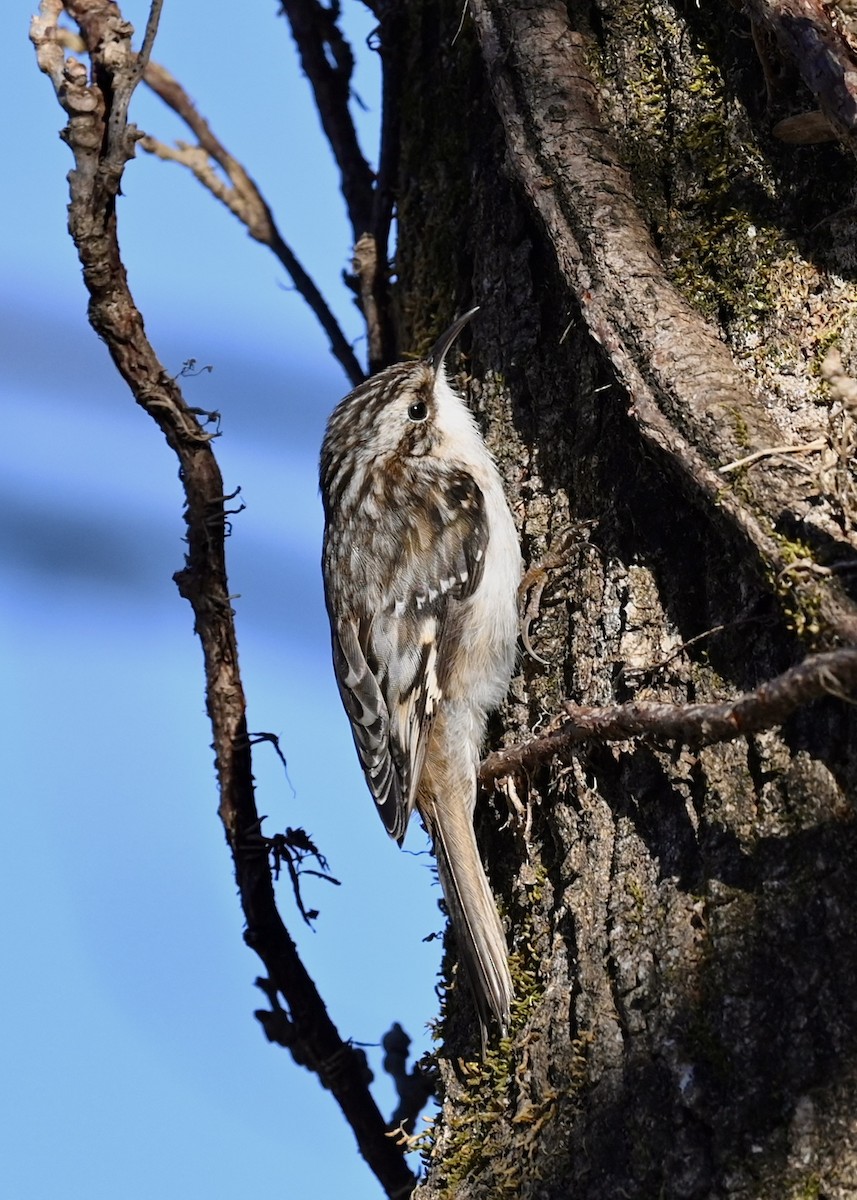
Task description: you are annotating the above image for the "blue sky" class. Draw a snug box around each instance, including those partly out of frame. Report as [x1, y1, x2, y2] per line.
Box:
[3, 4, 442, 1196]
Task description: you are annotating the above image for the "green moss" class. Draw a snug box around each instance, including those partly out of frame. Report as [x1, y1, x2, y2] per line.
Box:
[423, 869, 551, 1195]
[427, 1042, 520, 1197]
[625, 874, 648, 922]
[772, 533, 815, 567]
[727, 406, 752, 452]
[768, 534, 826, 641]
[663, 65, 783, 326]
[602, 4, 789, 329]
[793, 1174, 822, 1200]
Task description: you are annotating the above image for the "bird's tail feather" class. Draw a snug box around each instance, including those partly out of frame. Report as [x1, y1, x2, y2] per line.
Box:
[428, 796, 513, 1043]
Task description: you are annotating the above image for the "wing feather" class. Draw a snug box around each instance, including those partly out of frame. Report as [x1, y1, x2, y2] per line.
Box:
[325, 466, 487, 842]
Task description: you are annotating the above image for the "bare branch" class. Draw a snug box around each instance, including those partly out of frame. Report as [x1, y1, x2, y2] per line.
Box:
[366, 1, 404, 369]
[279, 0, 375, 242]
[31, 4, 412, 1194]
[278, 0, 402, 371]
[135, 0, 162, 76]
[51, 25, 364, 386]
[480, 649, 857, 785]
[138, 56, 365, 387]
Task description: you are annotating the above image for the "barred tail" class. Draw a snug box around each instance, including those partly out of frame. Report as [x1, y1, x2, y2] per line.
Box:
[426, 794, 513, 1043]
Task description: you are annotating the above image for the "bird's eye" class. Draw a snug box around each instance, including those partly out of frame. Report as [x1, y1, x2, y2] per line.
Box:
[407, 400, 428, 423]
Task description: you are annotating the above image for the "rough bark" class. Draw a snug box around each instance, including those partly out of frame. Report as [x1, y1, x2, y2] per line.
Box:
[392, 3, 857, 1198]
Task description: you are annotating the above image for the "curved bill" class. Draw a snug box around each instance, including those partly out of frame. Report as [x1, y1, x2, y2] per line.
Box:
[427, 306, 480, 371]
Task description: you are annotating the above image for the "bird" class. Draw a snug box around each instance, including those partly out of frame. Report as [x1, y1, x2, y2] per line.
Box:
[319, 308, 522, 1041]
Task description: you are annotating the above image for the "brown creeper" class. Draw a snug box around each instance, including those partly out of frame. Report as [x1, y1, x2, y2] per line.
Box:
[320, 309, 522, 1040]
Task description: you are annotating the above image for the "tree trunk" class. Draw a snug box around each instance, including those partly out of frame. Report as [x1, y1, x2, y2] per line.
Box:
[394, 3, 857, 1196]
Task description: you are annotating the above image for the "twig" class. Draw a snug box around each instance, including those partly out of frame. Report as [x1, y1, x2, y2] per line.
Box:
[367, 1, 405, 370]
[279, 0, 375, 242]
[718, 439, 827, 474]
[31, 4, 413, 1195]
[52, 26, 364, 387]
[135, 0, 162, 76]
[278, 0, 402, 370]
[137, 57, 364, 388]
[480, 648, 857, 785]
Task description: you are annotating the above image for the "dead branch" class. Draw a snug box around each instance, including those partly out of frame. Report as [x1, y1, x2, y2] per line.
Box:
[30, 3, 413, 1195]
[480, 648, 857, 785]
[54, 25, 364, 387]
[278, 0, 375, 242]
[138, 55, 364, 388]
[367, 1, 403, 370]
[470, 0, 857, 645]
[278, 0, 400, 371]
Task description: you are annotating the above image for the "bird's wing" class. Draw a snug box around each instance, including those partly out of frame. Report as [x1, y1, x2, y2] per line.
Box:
[327, 468, 487, 842]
